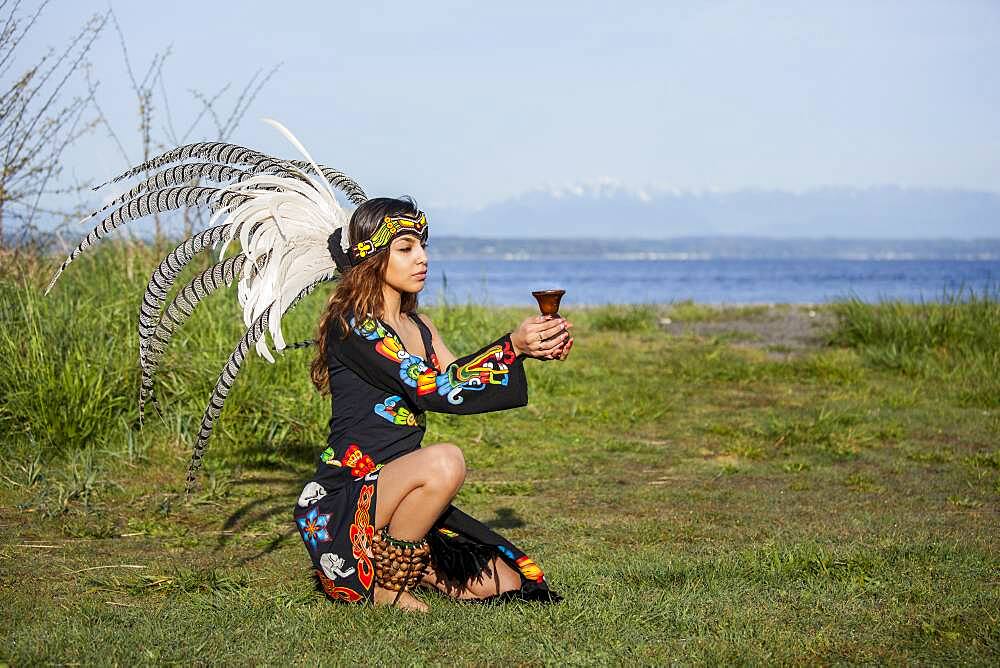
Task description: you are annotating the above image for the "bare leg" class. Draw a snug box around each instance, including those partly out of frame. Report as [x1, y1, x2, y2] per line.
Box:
[372, 443, 466, 611]
[422, 556, 523, 600]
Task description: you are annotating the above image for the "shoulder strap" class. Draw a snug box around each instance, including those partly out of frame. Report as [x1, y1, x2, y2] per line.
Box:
[408, 312, 439, 371]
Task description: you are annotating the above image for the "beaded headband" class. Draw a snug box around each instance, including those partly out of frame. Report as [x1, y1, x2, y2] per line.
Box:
[351, 212, 428, 263]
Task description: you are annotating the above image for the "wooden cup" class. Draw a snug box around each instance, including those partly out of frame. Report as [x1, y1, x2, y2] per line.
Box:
[532, 289, 566, 319]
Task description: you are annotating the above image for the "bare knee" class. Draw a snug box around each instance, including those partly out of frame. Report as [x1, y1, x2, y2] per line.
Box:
[423, 443, 466, 492]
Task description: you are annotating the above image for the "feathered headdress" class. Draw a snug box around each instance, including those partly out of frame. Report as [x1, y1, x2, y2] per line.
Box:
[46, 119, 366, 492]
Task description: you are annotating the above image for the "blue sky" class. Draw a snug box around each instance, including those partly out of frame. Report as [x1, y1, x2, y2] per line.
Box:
[26, 1, 1000, 209]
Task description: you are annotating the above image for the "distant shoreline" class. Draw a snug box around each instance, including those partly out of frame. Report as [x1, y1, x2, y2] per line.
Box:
[427, 237, 1000, 262]
[8, 231, 1000, 261]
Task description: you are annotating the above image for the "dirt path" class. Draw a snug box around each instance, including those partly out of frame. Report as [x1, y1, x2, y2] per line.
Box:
[657, 304, 837, 356]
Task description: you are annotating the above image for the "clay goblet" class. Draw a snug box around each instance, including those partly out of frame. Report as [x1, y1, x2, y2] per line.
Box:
[531, 290, 567, 354]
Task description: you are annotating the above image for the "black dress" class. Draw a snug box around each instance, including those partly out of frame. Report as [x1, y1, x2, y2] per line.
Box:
[291, 311, 560, 604]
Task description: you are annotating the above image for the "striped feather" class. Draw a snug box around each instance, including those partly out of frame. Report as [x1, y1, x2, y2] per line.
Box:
[184, 278, 332, 492]
[46, 187, 252, 295]
[139, 253, 248, 424]
[138, 224, 233, 372]
[141, 252, 269, 417]
[101, 164, 253, 216]
[184, 303, 269, 492]
[95, 141, 367, 205]
[97, 142, 272, 188]
[289, 162, 367, 204]
[138, 221, 269, 375]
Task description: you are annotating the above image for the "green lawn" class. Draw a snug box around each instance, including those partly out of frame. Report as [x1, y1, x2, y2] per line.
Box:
[1, 244, 998, 664]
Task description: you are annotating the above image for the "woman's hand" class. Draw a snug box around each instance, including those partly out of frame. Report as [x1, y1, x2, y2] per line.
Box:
[553, 335, 574, 361]
[511, 315, 572, 359]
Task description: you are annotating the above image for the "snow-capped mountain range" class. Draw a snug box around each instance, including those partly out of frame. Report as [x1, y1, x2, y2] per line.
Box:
[431, 183, 1000, 239]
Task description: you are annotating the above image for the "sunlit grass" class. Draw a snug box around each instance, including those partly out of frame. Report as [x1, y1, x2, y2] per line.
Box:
[1, 243, 998, 664]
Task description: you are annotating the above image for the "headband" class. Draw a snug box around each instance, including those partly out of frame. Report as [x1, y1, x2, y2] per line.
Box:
[328, 211, 429, 273]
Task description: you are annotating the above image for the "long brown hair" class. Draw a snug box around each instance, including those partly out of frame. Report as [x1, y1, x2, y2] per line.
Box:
[310, 197, 420, 393]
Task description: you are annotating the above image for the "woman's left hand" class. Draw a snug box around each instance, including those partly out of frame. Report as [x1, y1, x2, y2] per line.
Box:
[552, 335, 574, 361]
[541, 320, 574, 361]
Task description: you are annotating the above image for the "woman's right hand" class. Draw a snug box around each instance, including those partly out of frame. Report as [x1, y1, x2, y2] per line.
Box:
[510, 315, 571, 359]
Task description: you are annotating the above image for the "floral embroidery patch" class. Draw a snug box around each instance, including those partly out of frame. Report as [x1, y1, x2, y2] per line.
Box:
[297, 506, 332, 552]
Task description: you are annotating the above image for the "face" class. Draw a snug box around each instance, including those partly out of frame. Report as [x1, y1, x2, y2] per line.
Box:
[382, 233, 428, 294]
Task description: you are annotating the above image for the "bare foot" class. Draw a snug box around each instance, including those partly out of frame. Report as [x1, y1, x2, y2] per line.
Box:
[374, 585, 429, 612]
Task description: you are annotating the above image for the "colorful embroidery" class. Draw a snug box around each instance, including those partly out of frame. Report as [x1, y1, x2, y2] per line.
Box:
[320, 446, 340, 466]
[350, 315, 516, 406]
[342, 444, 376, 478]
[437, 527, 459, 538]
[435, 342, 514, 405]
[350, 483, 376, 590]
[415, 367, 438, 396]
[320, 552, 356, 580]
[497, 545, 515, 559]
[297, 506, 332, 552]
[374, 395, 418, 427]
[316, 570, 363, 603]
[515, 555, 544, 583]
[349, 212, 428, 262]
[401, 355, 436, 390]
[297, 481, 327, 507]
[352, 316, 437, 390]
[375, 334, 406, 364]
[352, 317, 388, 341]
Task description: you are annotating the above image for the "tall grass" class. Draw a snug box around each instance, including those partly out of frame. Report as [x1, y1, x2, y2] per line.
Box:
[0, 243, 328, 482]
[586, 304, 657, 332]
[829, 288, 1000, 405]
[830, 288, 1000, 356]
[0, 253, 135, 453]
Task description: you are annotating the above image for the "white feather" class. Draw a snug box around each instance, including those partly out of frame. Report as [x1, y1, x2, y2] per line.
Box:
[199, 121, 352, 362]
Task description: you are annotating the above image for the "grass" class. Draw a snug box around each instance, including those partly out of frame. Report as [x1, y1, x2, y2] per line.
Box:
[1, 243, 999, 664]
[829, 290, 1000, 406]
[664, 299, 778, 323]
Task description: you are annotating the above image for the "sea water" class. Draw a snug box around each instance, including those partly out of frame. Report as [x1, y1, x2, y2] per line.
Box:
[422, 259, 1000, 305]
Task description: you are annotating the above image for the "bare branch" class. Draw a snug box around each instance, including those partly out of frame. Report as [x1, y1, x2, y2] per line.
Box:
[3, 11, 107, 174]
[219, 62, 281, 140]
[0, 3, 108, 246]
[108, 9, 139, 96]
[156, 45, 179, 146]
[0, 0, 45, 79]
[84, 64, 131, 164]
[184, 83, 230, 141]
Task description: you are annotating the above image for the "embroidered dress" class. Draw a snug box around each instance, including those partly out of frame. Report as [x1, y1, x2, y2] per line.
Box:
[292, 311, 560, 604]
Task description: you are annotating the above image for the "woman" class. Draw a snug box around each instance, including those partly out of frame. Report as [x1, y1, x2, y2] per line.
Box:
[296, 197, 574, 610]
[46, 123, 570, 610]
